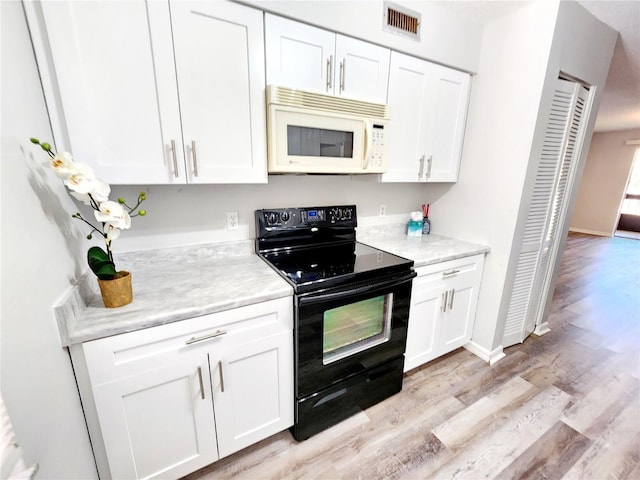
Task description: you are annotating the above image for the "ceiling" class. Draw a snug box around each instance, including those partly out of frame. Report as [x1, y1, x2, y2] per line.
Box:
[431, 0, 640, 132]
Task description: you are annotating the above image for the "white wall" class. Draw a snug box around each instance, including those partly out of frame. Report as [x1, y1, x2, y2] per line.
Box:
[421, 0, 560, 360]
[107, 176, 431, 253]
[570, 128, 640, 236]
[419, 0, 616, 358]
[0, 1, 97, 478]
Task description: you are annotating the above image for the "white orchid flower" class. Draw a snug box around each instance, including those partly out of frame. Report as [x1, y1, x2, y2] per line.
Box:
[49, 151, 77, 179]
[70, 179, 111, 205]
[94, 200, 132, 230]
[64, 162, 96, 194]
[104, 223, 121, 243]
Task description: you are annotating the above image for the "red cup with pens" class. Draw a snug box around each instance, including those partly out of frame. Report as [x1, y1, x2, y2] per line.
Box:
[422, 204, 431, 234]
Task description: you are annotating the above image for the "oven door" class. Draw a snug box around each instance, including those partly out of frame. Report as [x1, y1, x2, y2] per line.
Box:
[295, 270, 415, 398]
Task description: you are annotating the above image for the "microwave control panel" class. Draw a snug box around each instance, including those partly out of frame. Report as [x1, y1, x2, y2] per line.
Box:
[365, 121, 389, 170]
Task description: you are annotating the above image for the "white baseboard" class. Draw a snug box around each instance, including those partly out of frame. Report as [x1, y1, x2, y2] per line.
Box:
[568, 227, 612, 237]
[534, 322, 551, 336]
[464, 341, 506, 365]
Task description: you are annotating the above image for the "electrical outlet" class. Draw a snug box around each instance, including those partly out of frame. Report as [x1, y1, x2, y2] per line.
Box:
[379, 204, 386, 217]
[226, 211, 239, 230]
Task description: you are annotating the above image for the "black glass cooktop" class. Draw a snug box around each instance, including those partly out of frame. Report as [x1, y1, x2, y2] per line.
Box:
[259, 241, 413, 293]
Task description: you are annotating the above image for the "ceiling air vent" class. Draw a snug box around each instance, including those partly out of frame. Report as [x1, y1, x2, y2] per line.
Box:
[383, 2, 420, 40]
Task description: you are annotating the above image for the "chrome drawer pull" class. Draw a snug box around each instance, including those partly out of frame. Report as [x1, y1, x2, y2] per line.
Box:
[192, 140, 199, 177]
[449, 288, 455, 310]
[443, 269, 460, 277]
[185, 329, 227, 345]
[441, 290, 448, 312]
[218, 361, 225, 393]
[197, 366, 205, 400]
[171, 140, 179, 178]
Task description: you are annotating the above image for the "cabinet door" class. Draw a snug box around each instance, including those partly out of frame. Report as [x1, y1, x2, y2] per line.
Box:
[404, 280, 442, 372]
[334, 35, 390, 103]
[382, 52, 432, 182]
[439, 281, 476, 353]
[32, 1, 184, 184]
[171, 1, 267, 183]
[265, 14, 335, 94]
[438, 255, 484, 355]
[92, 357, 218, 480]
[426, 65, 471, 182]
[212, 330, 294, 458]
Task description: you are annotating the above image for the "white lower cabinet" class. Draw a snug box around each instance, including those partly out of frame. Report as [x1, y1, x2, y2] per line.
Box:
[404, 254, 485, 372]
[71, 298, 293, 480]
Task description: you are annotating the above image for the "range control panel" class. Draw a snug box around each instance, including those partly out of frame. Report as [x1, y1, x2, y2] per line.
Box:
[257, 205, 357, 230]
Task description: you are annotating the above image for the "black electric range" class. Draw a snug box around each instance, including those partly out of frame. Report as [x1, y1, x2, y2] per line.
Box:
[255, 205, 416, 440]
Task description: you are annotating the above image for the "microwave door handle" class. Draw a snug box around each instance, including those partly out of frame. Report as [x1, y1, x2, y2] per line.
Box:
[363, 121, 372, 169]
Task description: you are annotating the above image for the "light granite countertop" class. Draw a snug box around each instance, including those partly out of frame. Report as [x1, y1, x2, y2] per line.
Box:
[56, 228, 489, 347]
[357, 224, 490, 268]
[56, 240, 293, 346]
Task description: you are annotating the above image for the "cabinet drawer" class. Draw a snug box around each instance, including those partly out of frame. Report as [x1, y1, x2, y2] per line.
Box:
[415, 254, 484, 287]
[77, 297, 293, 385]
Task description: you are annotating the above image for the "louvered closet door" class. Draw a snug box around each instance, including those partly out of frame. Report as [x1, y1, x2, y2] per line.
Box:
[503, 79, 589, 347]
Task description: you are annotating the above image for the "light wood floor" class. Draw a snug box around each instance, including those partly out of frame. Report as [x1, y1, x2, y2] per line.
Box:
[184, 232, 640, 479]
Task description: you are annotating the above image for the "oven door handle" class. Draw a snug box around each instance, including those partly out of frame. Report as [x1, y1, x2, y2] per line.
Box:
[298, 271, 416, 306]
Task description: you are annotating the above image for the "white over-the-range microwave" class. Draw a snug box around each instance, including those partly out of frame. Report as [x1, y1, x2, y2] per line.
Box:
[266, 85, 390, 174]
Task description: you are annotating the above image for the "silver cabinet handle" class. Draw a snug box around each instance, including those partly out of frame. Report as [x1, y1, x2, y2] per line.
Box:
[191, 140, 199, 177]
[441, 290, 448, 312]
[449, 288, 455, 310]
[418, 155, 425, 179]
[426, 155, 433, 180]
[197, 366, 205, 400]
[171, 139, 179, 178]
[326, 55, 333, 91]
[218, 361, 225, 393]
[185, 329, 227, 345]
[443, 269, 460, 277]
[339, 59, 345, 93]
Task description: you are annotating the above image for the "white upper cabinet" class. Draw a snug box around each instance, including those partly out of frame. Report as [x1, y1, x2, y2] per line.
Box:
[383, 52, 471, 183]
[27, 0, 266, 184]
[170, 1, 267, 184]
[265, 14, 390, 103]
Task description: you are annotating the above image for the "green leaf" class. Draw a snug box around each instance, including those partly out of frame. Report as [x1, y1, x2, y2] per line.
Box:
[87, 246, 117, 280]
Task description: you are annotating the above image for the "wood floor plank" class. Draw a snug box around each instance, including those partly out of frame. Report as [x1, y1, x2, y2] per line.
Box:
[428, 386, 572, 479]
[561, 400, 640, 480]
[494, 421, 591, 480]
[432, 376, 539, 451]
[562, 373, 639, 439]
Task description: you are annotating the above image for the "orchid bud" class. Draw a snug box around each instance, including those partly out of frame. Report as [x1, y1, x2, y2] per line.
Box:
[117, 197, 126, 204]
[30, 137, 40, 144]
[139, 192, 147, 200]
[41, 143, 51, 152]
[138, 210, 147, 216]
[87, 234, 93, 240]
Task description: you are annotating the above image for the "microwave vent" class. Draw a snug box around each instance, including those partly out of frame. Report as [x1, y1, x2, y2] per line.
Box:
[267, 85, 389, 119]
[383, 2, 420, 40]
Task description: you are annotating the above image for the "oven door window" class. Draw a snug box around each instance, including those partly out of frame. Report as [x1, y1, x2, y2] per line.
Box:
[323, 293, 393, 365]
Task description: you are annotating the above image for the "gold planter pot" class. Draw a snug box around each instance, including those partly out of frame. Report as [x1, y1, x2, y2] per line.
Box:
[97, 271, 133, 308]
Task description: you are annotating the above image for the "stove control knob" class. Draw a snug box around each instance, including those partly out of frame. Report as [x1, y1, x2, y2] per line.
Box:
[280, 211, 291, 223]
[266, 212, 278, 225]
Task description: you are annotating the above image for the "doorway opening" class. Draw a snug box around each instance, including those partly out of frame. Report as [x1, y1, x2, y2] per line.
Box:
[615, 148, 640, 239]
